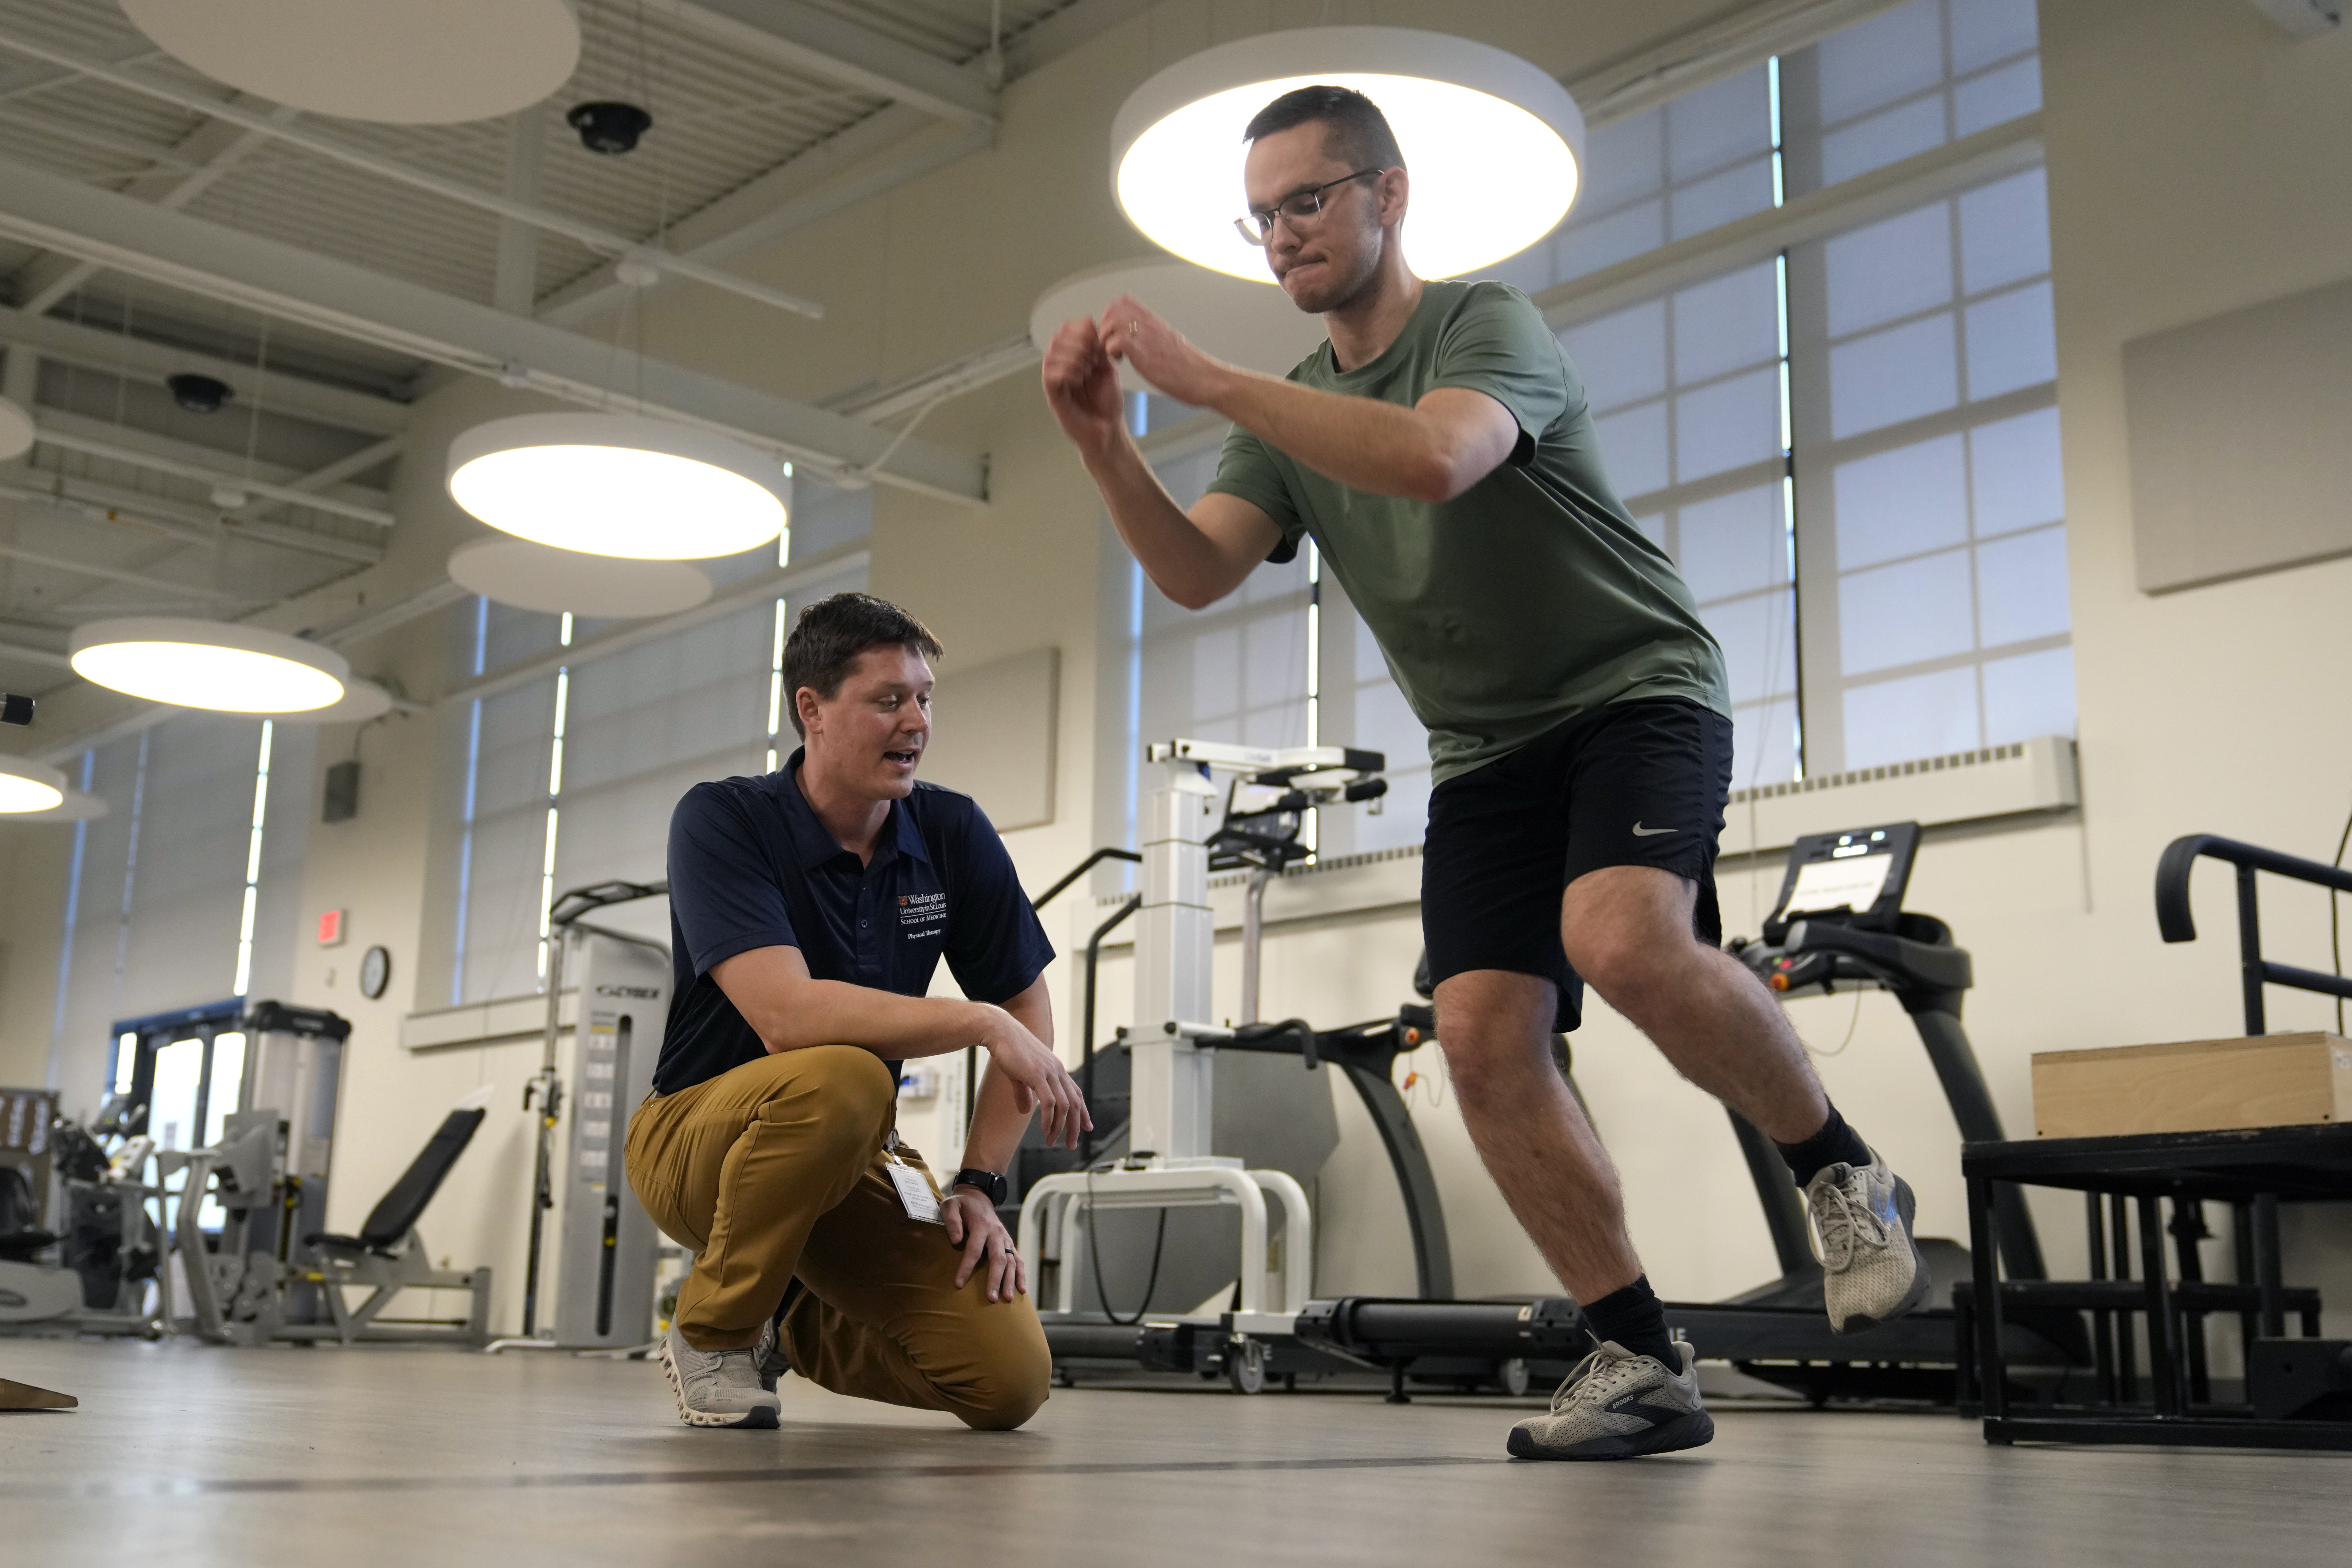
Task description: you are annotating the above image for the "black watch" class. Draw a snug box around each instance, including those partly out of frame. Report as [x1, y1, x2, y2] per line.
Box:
[952, 1167, 1008, 1205]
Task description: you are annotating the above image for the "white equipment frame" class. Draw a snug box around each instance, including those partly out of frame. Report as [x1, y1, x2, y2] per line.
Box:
[1016, 738, 1377, 1344]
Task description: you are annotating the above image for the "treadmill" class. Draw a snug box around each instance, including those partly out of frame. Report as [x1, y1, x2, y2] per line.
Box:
[1298, 822, 2084, 1402]
[1020, 819, 2082, 1401]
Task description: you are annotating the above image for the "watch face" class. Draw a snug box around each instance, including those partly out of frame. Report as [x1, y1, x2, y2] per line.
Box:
[359, 944, 392, 1000]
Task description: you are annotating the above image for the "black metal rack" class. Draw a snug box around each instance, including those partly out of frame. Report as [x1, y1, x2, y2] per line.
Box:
[1961, 832, 2352, 1448]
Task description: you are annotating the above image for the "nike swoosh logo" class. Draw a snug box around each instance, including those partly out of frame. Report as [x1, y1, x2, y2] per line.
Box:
[1631, 823, 1677, 837]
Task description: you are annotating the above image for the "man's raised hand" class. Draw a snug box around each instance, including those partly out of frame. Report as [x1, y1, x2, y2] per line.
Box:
[977, 1006, 1092, 1150]
[1041, 315, 1127, 456]
[1099, 295, 1230, 409]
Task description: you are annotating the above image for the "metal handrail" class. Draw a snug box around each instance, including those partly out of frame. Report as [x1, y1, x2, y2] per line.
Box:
[1029, 847, 1143, 911]
[2154, 834, 2352, 1034]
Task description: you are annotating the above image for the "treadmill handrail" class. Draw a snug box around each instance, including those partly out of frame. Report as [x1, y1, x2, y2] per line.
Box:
[2155, 834, 2352, 1035]
[1030, 847, 1143, 912]
[1784, 919, 1974, 995]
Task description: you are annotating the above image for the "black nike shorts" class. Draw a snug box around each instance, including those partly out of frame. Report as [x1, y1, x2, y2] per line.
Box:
[1420, 697, 1734, 1033]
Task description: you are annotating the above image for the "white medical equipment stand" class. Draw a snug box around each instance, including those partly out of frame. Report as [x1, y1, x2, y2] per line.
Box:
[1016, 738, 1379, 1356]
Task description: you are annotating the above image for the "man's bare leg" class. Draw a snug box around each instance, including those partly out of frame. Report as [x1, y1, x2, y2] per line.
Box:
[1433, 968, 1643, 1303]
[1555, 864, 1827, 1144]
[1556, 862, 1929, 1339]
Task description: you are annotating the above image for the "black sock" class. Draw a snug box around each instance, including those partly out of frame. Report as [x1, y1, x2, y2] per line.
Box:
[1579, 1275, 1678, 1367]
[1776, 1101, 1872, 1186]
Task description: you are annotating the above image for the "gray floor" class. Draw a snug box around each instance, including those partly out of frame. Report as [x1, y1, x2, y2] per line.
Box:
[3, 1339, 2348, 1566]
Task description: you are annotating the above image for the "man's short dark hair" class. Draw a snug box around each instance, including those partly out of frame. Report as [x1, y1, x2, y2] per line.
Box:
[1242, 84, 1405, 172]
[782, 592, 942, 737]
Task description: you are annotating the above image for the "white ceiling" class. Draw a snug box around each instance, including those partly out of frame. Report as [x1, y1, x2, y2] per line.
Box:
[0, 0, 1129, 715]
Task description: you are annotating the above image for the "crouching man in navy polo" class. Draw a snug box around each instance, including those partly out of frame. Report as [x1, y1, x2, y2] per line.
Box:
[626, 591, 1088, 1430]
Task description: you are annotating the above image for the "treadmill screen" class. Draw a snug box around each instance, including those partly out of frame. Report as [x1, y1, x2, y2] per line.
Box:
[1782, 851, 1894, 921]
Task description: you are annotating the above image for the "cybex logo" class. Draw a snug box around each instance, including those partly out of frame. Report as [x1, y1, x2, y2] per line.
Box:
[595, 984, 661, 998]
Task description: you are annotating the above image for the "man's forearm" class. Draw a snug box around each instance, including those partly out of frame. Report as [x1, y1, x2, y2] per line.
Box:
[750, 976, 991, 1061]
[959, 979, 1056, 1173]
[1205, 368, 1459, 502]
[1083, 432, 1252, 609]
[958, 1065, 1031, 1176]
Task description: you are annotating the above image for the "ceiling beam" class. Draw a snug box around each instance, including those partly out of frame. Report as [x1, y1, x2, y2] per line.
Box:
[1563, 0, 1910, 126]
[0, 538, 244, 601]
[0, 27, 827, 323]
[0, 632, 69, 669]
[0, 303, 410, 436]
[0, 37, 157, 105]
[16, 99, 299, 317]
[31, 406, 395, 520]
[0, 471, 384, 567]
[32, 426, 395, 526]
[0, 154, 987, 503]
[539, 103, 963, 327]
[658, 0, 996, 128]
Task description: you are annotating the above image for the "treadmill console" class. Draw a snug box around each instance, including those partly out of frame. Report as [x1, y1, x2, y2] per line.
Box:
[1760, 822, 1921, 944]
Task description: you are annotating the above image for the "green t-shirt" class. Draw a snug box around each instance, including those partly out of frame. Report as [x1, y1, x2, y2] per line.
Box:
[1205, 279, 1730, 784]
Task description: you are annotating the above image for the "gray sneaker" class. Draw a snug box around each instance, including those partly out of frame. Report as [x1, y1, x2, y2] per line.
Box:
[658, 1325, 781, 1429]
[1806, 1150, 1932, 1334]
[1506, 1340, 1714, 1461]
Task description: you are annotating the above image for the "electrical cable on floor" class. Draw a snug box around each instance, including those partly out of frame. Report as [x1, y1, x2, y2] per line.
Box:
[1085, 1164, 1167, 1328]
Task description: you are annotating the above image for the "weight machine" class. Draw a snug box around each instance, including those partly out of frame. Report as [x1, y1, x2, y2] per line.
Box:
[490, 879, 673, 1354]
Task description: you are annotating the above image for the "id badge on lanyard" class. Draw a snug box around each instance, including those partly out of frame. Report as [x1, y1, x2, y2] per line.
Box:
[884, 1148, 943, 1225]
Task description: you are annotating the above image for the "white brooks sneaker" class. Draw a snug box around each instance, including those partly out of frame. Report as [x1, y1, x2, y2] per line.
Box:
[1506, 1340, 1715, 1461]
[659, 1325, 782, 1429]
[1806, 1150, 1933, 1335]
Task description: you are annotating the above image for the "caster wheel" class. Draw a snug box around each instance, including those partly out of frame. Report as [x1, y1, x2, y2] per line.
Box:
[1499, 1357, 1531, 1397]
[1227, 1336, 1267, 1395]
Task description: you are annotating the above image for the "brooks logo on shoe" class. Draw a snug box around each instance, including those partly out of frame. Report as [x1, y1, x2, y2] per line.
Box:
[1602, 1388, 1687, 1422]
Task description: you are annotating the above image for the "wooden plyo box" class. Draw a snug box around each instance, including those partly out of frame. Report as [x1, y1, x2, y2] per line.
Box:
[2033, 1034, 2352, 1138]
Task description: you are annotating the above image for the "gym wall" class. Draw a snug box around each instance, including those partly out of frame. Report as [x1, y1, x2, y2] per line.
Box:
[2, 0, 2349, 1344]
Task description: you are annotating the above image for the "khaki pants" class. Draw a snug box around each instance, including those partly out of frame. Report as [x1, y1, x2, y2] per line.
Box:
[624, 1044, 1050, 1431]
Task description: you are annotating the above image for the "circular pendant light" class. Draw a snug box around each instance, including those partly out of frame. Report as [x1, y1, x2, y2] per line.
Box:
[0, 396, 32, 461]
[1032, 258, 1331, 392]
[70, 618, 348, 714]
[1111, 27, 1585, 283]
[447, 414, 791, 561]
[274, 678, 397, 726]
[121, 0, 581, 126]
[450, 538, 714, 618]
[0, 754, 66, 815]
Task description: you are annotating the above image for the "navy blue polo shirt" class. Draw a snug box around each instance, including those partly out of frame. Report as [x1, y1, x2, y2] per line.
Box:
[653, 750, 1055, 1095]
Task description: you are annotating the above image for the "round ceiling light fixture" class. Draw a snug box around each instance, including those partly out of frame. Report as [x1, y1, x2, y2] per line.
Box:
[1111, 27, 1585, 284]
[447, 414, 791, 561]
[0, 754, 66, 815]
[274, 677, 397, 726]
[0, 395, 31, 461]
[69, 618, 348, 714]
[121, 0, 581, 125]
[449, 537, 715, 618]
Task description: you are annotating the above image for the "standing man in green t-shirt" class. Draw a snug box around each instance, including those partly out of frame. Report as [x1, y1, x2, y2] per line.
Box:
[1043, 85, 1932, 1460]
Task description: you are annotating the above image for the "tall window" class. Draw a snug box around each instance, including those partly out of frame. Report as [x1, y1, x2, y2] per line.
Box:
[1102, 435, 1314, 862]
[1108, 0, 2068, 853]
[1563, 258, 1800, 788]
[436, 480, 871, 1002]
[49, 715, 311, 1090]
[1789, 163, 2066, 768]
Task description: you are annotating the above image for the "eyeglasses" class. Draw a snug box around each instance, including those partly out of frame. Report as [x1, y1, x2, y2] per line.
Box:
[1233, 167, 1387, 246]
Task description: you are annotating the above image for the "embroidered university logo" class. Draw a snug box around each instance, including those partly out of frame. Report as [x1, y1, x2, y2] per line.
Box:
[898, 891, 947, 927]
